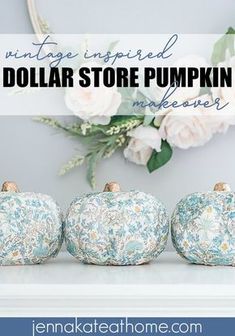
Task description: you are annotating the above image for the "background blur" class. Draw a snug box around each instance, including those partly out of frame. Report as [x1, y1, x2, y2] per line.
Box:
[0, 0, 235, 250]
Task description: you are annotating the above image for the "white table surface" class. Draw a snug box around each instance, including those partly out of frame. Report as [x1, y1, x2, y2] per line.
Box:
[0, 251, 235, 317]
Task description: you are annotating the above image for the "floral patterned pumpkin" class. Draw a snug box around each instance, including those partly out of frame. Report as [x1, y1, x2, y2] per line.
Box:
[0, 181, 63, 265]
[172, 182, 235, 266]
[65, 182, 169, 265]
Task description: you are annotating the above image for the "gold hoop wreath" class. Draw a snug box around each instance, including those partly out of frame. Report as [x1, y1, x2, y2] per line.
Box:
[27, 0, 43, 35]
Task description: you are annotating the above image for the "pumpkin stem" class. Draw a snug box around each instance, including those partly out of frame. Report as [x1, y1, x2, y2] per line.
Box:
[1, 181, 20, 193]
[214, 182, 231, 192]
[103, 182, 121, 192]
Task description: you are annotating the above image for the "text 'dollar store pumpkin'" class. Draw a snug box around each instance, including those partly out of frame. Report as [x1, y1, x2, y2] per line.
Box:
[171, 182, 235, 266]
[65, 182, 169, 265]
[0, 181, 63, 265]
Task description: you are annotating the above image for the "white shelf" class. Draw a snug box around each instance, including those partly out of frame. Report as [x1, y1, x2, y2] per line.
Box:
[0, 252, 235, 316]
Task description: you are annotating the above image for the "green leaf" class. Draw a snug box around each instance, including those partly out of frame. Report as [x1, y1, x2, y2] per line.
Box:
[108, 40, 119, 53]
[147, 141, 173, 173]
[143, 107, 155, 126]
[87, 154, 98, 189]
[86, 150, 104, 188]
[143, 114, 154, 126]
[34, 116, 65, 130]
[118, 87, 135, 100]
[211, 27, 235, 65]
[116, 101, 133, 116]
[199, 86, 211, 96]
[100, 40, 119, 65]
[59, 154, 85, 176]
[110, 115, 143, 123]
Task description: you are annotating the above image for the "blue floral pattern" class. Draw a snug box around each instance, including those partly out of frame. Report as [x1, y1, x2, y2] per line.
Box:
[171, 191, 235, 266]
[65, 191, 169, 265]
[0, 192, 63, 265]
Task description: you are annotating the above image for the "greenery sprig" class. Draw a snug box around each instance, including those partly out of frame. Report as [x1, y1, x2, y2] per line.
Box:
[35, 115, 143, 188]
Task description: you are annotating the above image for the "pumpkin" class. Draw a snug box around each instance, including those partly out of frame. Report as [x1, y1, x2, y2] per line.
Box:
[0, 181, 63, 265]
[171, 182, 235, 266]
[65, 182, 169, 265]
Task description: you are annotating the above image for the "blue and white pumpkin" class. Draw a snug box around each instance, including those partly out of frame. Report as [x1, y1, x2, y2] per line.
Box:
[172, 182, 235, 266]
[65, 182, 169, 265]
[0, 181, 63, 265]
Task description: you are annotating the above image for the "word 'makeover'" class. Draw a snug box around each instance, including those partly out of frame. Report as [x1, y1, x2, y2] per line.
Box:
[2, 66, 232, 88]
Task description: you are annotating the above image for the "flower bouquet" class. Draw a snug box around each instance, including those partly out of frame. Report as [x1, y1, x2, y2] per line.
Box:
[37, 29, 235, 188]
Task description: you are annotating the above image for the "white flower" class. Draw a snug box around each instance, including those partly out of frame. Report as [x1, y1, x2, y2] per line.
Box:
[65, 61, 121, 124]
[159, 96, 215, 149]
[153, 56, 222, 149]
[159, 86, 235, 150]
[124, 125, 162, 165]
[156, 55, 208, 104]
[211, 56, 235, 131]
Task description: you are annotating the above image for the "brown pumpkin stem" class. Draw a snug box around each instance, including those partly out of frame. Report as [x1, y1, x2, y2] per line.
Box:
[214, 182, 231, 192]
[1, 181, 19, 193]
[103, 182, 121, 192]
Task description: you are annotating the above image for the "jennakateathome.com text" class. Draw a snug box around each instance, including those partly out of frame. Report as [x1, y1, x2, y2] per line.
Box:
[32, 318, 202, 335]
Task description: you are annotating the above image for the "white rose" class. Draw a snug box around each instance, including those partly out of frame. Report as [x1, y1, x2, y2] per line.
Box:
[171, 55, 208, 101]
[211, 56, 235, 131]
[152, 55, 208, 106]
[124, 125, 162, 165]
[159, 96, 214, 149]
[65, 61, 121, 124]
